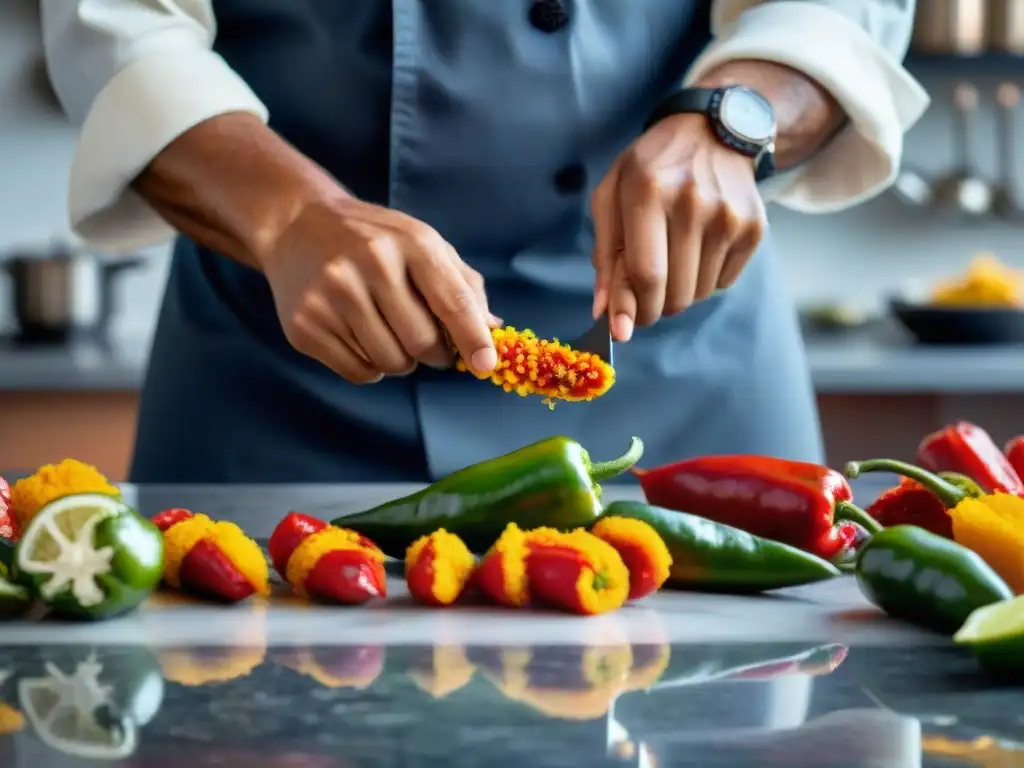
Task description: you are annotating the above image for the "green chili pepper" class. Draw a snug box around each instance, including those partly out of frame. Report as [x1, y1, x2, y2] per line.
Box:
[334, 436, 644, 557]
[845, 459, 984, 508]
[855, 525, 1012, 635]
[599, 501, 840, 593]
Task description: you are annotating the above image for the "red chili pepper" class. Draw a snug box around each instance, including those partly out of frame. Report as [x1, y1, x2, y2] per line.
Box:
[632, 456, 881, 560]
[405, 530, 475, 607]
[0, 475, 15, 541]
[152, 508, 195, 532]
[269, 513, 386, 605]
[526, 543, 628, 616]
[178, 539, 257, 602]
[864, 477, 955, 539]
[1005, 436, 1024, 482]
[917, 421, 1024, 495]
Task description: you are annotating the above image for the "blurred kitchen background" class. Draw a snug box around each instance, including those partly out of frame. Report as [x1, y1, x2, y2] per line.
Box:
[3, 0, 1024, 480]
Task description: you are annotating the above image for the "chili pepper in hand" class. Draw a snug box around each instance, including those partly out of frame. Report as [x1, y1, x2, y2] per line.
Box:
[917, 422, 1024, 495]
[590, 516, 672, 599]
[523, 529, 630, 615]
[405, 529, 475, 607]
[269, 512, 386, 604]
[334, 436, 644, 558]
[632, 455, 880, 561]
[601, 501, 841, 592]
[158, 509, 269, 603]
[1005, 435, 1024, 481]
[845, 458, 1024, 593]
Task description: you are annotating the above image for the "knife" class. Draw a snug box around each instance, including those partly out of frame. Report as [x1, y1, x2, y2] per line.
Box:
[567, 313, 614, 367]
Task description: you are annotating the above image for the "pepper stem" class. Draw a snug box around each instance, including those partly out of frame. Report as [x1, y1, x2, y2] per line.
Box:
[589, 437, 645, 483]
[833, 500, 883, 534]
[844, 459, 969, 509]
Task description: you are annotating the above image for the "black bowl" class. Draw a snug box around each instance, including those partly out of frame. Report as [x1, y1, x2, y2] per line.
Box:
[890, 298, 1024, 345]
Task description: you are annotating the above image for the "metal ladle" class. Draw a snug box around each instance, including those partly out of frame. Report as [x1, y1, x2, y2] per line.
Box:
[993, 81, 1024, 219]
[933, 81, 994, 219]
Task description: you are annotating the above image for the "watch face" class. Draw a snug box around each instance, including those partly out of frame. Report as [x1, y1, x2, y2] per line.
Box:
[719, 88, 775, 144]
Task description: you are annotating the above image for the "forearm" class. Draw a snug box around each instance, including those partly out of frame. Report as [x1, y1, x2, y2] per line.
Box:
[133, 113, 347, 269]
[695, 60, 845, 169]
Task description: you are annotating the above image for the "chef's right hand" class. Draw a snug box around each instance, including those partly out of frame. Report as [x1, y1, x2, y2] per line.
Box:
[261, 198, 499, 384]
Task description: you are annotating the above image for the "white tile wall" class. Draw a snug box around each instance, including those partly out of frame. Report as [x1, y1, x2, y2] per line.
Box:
[3, 0, 1023, 339]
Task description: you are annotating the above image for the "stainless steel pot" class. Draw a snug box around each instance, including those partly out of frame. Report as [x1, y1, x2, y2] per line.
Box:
[1, 244, 145, 343]
[987, 1, 1024, 53]
[912, 0, 987, 54]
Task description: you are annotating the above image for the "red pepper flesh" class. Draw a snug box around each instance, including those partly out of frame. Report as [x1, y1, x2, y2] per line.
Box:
[178, 539, 257, 603]
[152, 508, 195, 532]
[526, 544, 624, 616]
[304, 548, 386, 605]
[269, 512, 328, 578]
[865, 482, 954, 539]
[632, 455, 879, 560]
[1006, 436, 1024, 483]
[0, 475, 15, 541]
[917, 421, 1024, 495]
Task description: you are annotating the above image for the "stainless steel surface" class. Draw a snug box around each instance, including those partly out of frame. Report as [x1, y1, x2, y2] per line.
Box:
[993, 82, 1023, 219]
[933, 82, 993, 219]
[1, 242, 143, 342]
[568, 312, 613, 366]
[911, 0, 987, 54]
[987, 0, 1024, 53]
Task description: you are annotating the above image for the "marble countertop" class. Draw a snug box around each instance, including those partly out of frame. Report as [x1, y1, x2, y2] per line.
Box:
[2, 325, 1024, 394]
[1, 479, 1020, 766]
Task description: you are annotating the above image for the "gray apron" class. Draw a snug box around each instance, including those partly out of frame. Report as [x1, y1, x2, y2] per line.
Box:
[130, 0, 823, 484]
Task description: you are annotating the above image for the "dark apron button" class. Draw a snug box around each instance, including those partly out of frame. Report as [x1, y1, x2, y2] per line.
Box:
[553, 164, 585, 194]
[529, 0, 570, 32]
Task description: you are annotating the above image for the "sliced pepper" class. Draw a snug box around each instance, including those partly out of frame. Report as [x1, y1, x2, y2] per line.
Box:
[270, 512, 386, 604]
[631, 455, 880, 561]
[863, 470, 981, 539]
[0, 476, 15, 542]
[405, 529, 475, 607]
[600, 500, 841, 592]
[474, 524, 532, 608]
[1006, 435, 1024, 481]
[846, 458, 1024, 593]
[333, 436, 644, 557]
[526, 538, 629, 615]
[589, 516, 672, 599]
[917, 421, 1024, 495]
[158, 510, 269, 603]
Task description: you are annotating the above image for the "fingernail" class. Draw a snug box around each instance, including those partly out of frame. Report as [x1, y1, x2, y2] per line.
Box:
[613, 313, 634, 342]
[471, 348, 498, 372]
[488, 313, 504, 328]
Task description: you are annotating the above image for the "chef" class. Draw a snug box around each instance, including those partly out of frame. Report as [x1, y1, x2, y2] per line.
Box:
[41, 1, 927, 483]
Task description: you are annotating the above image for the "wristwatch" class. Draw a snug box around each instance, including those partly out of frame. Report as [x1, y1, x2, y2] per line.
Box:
[644, 86, 777, 183]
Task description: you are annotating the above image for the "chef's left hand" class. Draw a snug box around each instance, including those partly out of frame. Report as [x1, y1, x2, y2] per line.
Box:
[590, 113, 767, 341]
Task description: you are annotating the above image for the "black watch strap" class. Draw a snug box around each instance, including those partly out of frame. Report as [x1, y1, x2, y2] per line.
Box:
[644, 87, 776, 183]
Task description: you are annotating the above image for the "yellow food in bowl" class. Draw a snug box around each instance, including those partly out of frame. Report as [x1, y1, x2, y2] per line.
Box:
[930, 254, 1024, 308]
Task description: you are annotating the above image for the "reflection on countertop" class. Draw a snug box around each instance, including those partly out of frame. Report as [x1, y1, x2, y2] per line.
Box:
[1, 324, 1024, 394]
[0, 637, 1020, 767]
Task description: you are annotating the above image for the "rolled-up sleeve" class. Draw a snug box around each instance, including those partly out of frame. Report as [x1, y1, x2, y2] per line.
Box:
[41, 0, 268, 252]
[690, 0, 931, 213]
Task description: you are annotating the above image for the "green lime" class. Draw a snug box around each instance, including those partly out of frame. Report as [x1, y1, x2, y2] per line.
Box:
[954, 594, 1024, 674]
[19, 652, 138, 760]
[14, 493, 164, 621]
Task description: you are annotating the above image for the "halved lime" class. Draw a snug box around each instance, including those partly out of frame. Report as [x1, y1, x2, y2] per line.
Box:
[19, 653, 137, 760]
[14, 493, 164, 620]
[954, 595, 1024, 674]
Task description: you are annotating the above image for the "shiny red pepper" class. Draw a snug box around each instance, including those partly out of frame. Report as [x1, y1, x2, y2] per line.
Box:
[632, 455, 881, 560]
[865, 477, 955, 539]
[269, 512, 386, 604]
[917, 421, 1024, 495]
[1005, 436, 1024, 482]
[0, 475, 15, 541]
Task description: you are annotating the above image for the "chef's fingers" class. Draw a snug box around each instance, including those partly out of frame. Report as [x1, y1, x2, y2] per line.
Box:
[373, 275, 452, 370]
[606, 257, 637, 342]
[328, 273, 415, 375]
[619, 169, 668, 329]
[716, 221, 763, 290]
[590, 165, 622, 320]
[287, 306, 383, 385]
[457, 261, 502, 328]
[664, 206, 702, 316]
[408, 239, 497, 373]
[693, 228, 732, 304]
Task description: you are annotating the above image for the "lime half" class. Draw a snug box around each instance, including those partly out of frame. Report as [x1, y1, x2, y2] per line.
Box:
[19, 653, 137, 760]
[15, 493, 130, 610]
[954, 595, 1024, 674]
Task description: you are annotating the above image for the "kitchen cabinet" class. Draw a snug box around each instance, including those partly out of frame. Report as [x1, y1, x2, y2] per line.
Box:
[0, 392, 138, 479]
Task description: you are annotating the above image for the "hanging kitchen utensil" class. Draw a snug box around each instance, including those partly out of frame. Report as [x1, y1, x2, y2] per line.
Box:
[992, 82, 1024, 219]
[933, 82, 994, 220]
[912, 0, 988, 54]
[0, 241, 145, 344]
[987, 0, 1024, 53]
[890, 165, 935, 209]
